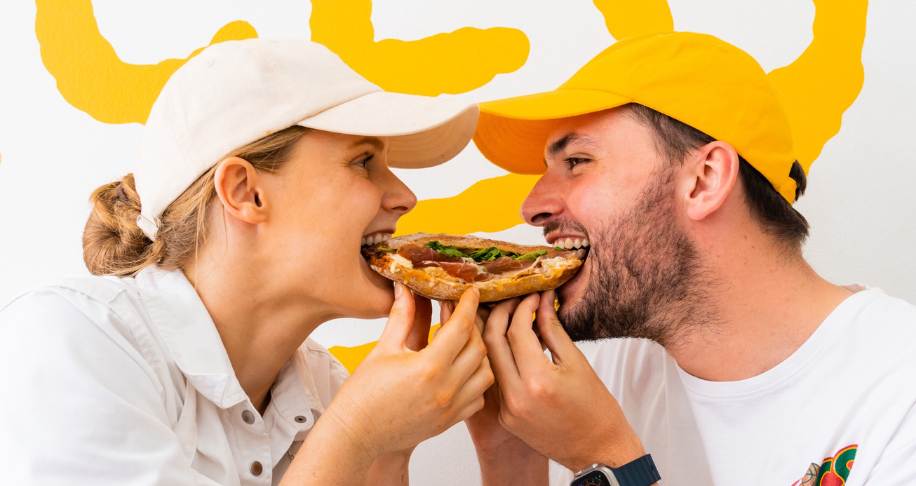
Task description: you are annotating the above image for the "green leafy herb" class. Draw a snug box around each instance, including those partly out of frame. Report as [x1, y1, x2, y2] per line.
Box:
[469, 247, 504, 262]
[425, 241, 467, 259]
[515, 249, 547, 261]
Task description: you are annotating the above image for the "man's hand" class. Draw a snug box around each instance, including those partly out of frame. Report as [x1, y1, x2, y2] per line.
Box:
[483, 290, 646, 472]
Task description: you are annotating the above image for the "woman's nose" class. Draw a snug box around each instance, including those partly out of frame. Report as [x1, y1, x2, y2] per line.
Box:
[382, 170, 418, 215]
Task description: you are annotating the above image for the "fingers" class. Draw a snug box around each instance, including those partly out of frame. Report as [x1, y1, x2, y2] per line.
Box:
[507, 294, 551, 378]
[535, 290, 578, 364]
[405, 296, 432, 351]
[378, 283, 415, 349]
[438, 300, 455, 330]
[454, 396, 487, 423]
[427, 287, 480, 361]
[451, 357, 495, 418]
[443, 323, 488, 391]
[483, 298, 523, 391]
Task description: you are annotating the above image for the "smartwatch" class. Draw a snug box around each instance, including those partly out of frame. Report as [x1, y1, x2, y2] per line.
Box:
[570, 454, 661, 486]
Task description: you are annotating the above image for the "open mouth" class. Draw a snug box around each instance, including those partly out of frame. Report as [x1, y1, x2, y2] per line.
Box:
[361, 231, 393, 247]
[549, 236, 590, 260]
[359, 231, 395, 285]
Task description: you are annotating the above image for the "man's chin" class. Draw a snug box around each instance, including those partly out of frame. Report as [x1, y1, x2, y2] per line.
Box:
[558, 256, 590, 308]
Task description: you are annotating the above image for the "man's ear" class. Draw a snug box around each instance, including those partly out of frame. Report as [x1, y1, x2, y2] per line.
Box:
[682, 141, 740, 221]
[213, 157, 269, 226]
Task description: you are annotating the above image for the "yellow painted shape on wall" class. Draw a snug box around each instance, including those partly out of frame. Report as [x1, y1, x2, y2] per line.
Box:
[35, 0, 257, 124]
[310, 0, 529, 95]
[330, 324, 441, 374]
[593, 0, 674, 40]
[397, 174, 540, 236]
[31, 0, 869, 371]
[767, 0, 868, 173]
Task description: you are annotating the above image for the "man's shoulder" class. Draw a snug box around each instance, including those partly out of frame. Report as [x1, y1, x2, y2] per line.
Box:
[848, 288, 916, 340]
[833, 288, 916, 370]
[855, 287, 916, 323]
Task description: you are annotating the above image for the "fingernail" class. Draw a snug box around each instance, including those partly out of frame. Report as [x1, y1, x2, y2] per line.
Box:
[394, 283, 403, 298]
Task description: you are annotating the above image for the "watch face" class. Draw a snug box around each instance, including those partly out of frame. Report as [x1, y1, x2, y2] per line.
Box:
[572, 470, 614, 486]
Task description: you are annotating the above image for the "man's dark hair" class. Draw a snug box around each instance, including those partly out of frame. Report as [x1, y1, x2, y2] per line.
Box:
[626, 103, 809, 248]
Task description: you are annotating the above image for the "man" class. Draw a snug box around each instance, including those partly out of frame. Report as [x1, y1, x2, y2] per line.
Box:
[465, 32, 916, 486]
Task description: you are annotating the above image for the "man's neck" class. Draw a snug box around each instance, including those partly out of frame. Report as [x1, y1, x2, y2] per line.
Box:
[666, 243, 852, 382]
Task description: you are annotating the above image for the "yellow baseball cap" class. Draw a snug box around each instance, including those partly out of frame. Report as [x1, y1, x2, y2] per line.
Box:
[474, 32, 799, 202]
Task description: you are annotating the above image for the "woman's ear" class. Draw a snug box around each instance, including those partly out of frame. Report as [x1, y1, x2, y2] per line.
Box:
[682, 141, 740, 222]
[213, 157, 269, 226]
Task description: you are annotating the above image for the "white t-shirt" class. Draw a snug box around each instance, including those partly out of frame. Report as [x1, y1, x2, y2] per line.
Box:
[0, 266, 349, 485]
[550, 288, 916, 486]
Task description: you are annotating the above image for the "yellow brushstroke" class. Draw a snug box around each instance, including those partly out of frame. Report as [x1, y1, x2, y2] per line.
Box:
[330, 340, 378, 374]
[398, 174, 540, 236]
[32, 0, 869, 372]
[310, 0, 529, 95]
[593, 0, 674, 40]
[35, 0, 257, 124]
[767, 0, 868, 172]
[330, 324, 441, 374]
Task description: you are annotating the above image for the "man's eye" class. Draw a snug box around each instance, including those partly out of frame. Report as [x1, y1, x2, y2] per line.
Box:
[565, 157, 590, 169]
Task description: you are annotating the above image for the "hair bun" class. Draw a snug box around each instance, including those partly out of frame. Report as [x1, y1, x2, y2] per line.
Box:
[82, 174, 158, 276]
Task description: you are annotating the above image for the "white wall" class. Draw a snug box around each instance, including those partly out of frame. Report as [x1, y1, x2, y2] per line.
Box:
[1, 1, 914, 484]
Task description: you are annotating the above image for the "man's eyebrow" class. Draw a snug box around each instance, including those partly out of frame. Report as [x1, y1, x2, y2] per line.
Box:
[349, 136, 385, 152]
[547, 133, 596, 156]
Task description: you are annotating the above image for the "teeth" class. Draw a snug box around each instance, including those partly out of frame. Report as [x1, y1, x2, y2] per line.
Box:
[553, 237, 590, 250]
[361, 233, 392, 246]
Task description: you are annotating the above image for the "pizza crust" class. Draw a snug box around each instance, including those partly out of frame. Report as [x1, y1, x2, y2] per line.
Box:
[364, 233, 584, 302]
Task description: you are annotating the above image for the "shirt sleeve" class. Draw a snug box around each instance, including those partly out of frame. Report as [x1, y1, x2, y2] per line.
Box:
[860, 402, 916, 485]
[0, 290, 200, 486]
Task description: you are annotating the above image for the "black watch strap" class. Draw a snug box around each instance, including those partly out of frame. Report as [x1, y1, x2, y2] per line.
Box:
[613, 454, 661, 485]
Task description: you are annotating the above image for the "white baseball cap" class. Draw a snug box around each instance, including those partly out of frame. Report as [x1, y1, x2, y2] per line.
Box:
[134, 39, 479, 240]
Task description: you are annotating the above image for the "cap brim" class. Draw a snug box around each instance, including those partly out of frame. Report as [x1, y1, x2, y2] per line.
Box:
[474, 88, 631, 174]
[297, 91, 478, 169]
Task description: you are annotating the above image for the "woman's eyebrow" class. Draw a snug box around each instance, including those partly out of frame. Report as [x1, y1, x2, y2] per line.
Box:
[349, 136, 385, 152]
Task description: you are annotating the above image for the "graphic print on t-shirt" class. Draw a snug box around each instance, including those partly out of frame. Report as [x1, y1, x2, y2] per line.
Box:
[791, 444, 857, 486]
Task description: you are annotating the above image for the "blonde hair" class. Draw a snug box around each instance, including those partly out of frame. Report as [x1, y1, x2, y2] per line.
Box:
[83, 126, 308, 276]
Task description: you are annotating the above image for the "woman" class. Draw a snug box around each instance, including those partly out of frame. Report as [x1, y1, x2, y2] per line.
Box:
[0, 39, 492, 485]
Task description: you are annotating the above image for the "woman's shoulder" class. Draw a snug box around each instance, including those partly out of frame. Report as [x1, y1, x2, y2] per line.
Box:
[0, 275, 165, 385]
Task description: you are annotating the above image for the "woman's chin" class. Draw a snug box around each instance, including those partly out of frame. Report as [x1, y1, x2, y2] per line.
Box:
[350, 256, 395, 318]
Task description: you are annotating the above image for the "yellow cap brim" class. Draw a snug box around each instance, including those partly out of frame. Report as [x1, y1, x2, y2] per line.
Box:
[474, 88, 631, 174]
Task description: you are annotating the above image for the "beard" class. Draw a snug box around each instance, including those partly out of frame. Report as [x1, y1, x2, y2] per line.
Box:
[558, 168, 711, 346]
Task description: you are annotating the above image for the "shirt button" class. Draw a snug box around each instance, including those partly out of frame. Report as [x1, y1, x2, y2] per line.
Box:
[241, 410, 255, 425]
[250, 461, 263, 476]
[294, 415, 308, 423]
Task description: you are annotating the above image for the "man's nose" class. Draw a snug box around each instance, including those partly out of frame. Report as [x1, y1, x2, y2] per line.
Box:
[521, 175, 564, 227]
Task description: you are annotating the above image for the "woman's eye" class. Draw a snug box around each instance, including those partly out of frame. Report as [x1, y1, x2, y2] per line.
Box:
[565, 157, 590, 169]
[354, 153, 374, 169]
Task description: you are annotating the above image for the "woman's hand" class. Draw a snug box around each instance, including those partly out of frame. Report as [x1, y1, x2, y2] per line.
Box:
[322, 283, 493, 460]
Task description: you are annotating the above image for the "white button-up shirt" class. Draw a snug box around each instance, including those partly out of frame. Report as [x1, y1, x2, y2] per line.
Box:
[0, 266, 349, 485]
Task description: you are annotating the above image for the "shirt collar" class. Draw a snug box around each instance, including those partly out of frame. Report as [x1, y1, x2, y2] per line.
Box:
[135, 265, 248, 408]
[266, 354, 326, 444]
